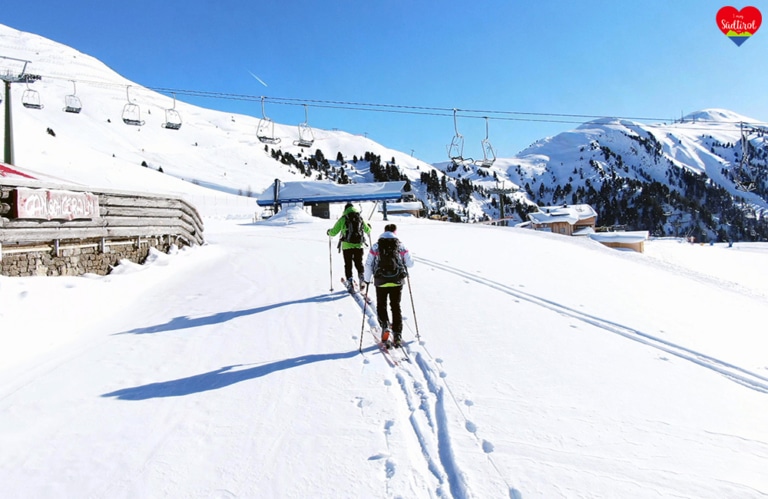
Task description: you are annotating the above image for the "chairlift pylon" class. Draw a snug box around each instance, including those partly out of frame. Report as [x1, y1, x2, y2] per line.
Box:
[21, 81, 43, 110]
[63, 80, 82, 114]
[734, 121, 758, 192]
[257, 96, 280, 145]
[162, 92, 182, 130]
[446, 108, 471, 166]
[122, 85, 144, 126]
[476, 117, 496, 168]
[293, 104, 314, 148]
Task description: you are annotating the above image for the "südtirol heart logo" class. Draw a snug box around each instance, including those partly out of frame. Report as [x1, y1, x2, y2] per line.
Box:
[717, 6, 762, 46]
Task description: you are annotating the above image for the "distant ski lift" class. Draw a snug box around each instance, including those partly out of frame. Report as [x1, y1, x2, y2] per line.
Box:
[162, 92, 182, 130]
[294, 104, 314, 148]
[257, 96, 280, 144]
[476, 117, 496, 168]
[21, 82, 43, 110]
[734, 122, 758, 192]
[122, 85, 145, 126]
[63, 80, 82, 113]
[447, 108, 471, 166]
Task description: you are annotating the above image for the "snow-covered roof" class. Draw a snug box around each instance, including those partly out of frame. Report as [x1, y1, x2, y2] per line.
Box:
[573, 226, 596, 236]
[528, 204, 597, 225]
[589, 231, 649, 244]
[378, 201, 423, 212]
[256, 180, 407, 206]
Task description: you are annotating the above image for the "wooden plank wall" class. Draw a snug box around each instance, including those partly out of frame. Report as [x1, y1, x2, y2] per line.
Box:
[0, 178, 204, 275]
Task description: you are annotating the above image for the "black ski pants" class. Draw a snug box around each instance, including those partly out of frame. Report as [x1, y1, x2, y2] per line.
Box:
[343, 248, 365, 281]
[375, 285, 403, 336]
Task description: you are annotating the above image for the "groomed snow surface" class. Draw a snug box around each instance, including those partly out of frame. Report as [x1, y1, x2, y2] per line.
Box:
[1, 206, 767, 499]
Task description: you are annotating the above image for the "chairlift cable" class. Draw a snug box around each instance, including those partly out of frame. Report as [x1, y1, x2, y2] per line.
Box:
[26, 73, 768, 131]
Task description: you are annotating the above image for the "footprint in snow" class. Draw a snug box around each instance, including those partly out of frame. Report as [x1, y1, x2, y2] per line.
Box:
[385, 458, 396, 479]
[464, 399, 474, 409]
[384, 420, 394, 435]
[465, 421, 478, 433]
[356, 397, 372, 409]
[482, 440, 495, 453]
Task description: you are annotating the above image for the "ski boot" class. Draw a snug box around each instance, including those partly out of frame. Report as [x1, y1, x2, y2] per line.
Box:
[393, 331, 402, 349]
[381, 328, 393, 348]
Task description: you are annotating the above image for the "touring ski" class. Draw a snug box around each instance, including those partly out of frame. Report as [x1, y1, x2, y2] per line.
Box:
[340, 277, 372, 304]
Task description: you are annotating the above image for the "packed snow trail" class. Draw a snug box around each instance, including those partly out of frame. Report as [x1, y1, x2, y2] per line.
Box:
[345, 285, 511, 498]
[415, 255, 768, 393]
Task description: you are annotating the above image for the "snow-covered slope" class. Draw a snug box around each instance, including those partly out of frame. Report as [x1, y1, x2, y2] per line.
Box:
[1, 211, 767, 498]
[0, 24, 440, 217]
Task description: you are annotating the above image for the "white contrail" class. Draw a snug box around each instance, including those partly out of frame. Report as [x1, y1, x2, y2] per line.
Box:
[248, 70, 268, 87]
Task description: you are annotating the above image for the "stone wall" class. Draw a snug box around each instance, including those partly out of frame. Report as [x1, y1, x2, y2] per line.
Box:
[0, 237, 175, 277]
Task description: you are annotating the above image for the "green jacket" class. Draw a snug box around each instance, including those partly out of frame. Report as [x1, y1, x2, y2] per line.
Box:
[328, 206, 371, 250]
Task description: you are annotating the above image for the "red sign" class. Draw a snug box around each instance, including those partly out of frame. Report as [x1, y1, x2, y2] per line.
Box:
[13, 187, 99, 220]
[717, 6, 762, 45]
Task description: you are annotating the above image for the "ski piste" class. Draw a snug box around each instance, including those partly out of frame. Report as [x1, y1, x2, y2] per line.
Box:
[342, 278, 409, 365]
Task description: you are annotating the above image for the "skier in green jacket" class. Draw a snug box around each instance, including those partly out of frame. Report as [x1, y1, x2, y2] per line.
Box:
[327, 203, 372, 292]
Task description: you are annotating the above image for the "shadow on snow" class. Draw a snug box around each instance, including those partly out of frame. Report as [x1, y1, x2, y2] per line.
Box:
[101, 346, 375, 400]
[114, 291, 348, 335]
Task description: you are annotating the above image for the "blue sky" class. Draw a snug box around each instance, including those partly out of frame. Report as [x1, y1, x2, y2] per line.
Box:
[4, 1, 767, 163]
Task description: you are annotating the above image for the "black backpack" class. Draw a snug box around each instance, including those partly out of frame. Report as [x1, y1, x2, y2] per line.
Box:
[343, 210, 366, 245]
[374, 237, 407, 282]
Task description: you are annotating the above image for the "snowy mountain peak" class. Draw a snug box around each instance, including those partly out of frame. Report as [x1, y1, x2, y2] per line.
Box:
[681, 108, 758, 124]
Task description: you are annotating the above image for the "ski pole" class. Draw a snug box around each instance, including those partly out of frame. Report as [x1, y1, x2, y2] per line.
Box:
[406, 274, 420, 340]
[358, 284, 370, 353]
[328, 236, 334, 292]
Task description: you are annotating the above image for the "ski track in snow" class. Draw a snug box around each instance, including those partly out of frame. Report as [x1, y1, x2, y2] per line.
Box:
[415, 256, 768, 395]
[345, 289, 514, 499]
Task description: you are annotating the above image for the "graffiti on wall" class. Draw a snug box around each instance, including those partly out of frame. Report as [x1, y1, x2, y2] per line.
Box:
[13, 187, 99, 220]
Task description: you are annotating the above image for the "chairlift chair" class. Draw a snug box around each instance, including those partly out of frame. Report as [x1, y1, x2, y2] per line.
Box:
[162, 93, 182, 130]
[21, 83, 43, 110]
[294, 104, 314, 148]
[446, 108, 470, 166]
[64, 94, 82, 113]
[63, 80, 82, 113]
[257, 96, 280, 144]
[477, 117, 496, 168]
[122, 85, 144, 126]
